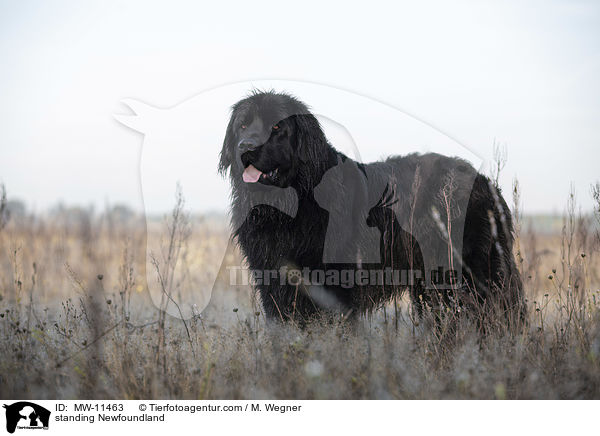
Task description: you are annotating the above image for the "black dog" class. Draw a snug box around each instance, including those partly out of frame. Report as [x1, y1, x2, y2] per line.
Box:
[219, 90, 525, 324]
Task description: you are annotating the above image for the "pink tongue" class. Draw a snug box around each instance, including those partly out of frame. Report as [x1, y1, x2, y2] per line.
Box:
[242, 164, 263, 183]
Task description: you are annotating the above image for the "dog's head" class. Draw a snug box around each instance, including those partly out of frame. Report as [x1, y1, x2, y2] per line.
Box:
[219, 91, 327, 189]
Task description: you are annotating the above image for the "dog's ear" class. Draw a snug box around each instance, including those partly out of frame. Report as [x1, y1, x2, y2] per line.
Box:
[292, 114, 325, 163]
[218, 114, 235, 175]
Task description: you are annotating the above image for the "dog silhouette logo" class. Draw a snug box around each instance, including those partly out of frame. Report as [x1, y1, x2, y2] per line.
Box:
[114, 80, 483, 318]
[3, 402, 50, 433]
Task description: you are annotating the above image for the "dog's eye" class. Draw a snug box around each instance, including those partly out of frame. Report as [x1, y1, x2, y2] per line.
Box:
[272, 124, 279, 130]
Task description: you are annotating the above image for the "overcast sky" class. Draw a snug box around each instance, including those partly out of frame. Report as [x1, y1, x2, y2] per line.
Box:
[1, 0, 599, 214]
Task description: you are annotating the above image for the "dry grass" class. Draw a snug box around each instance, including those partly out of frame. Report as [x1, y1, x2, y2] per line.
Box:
[0, 181, 599, 399]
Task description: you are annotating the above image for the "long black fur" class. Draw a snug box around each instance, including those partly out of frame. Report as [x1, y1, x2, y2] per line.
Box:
[219, 91, 525, 325]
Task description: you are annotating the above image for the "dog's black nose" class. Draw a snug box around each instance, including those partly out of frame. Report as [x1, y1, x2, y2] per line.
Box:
[238, 139, 258, 153]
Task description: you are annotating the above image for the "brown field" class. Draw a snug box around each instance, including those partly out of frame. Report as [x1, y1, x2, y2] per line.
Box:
[1, 182, 599, 399]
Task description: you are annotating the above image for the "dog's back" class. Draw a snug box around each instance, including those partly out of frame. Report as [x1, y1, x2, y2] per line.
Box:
[370, 152, 525, 320]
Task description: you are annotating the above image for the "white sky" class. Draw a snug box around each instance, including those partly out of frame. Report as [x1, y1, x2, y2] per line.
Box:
[1, 0, 599, 214]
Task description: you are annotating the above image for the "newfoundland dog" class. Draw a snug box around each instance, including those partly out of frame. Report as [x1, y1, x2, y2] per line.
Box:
[219, 90, 525, 325]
